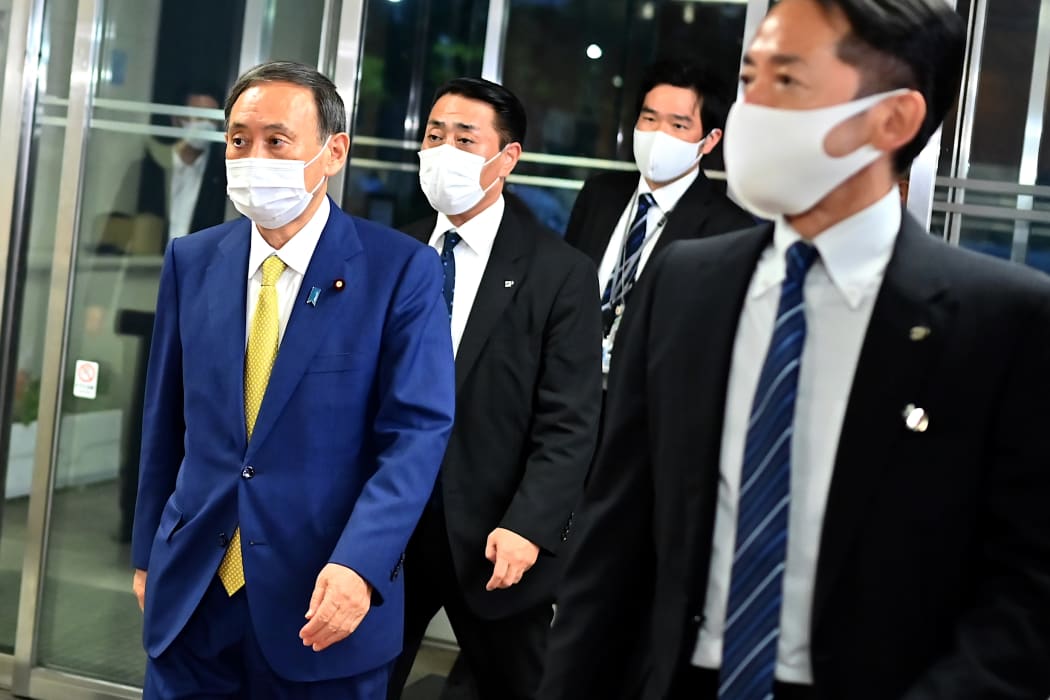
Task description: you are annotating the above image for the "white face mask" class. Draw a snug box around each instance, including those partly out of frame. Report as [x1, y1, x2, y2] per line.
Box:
[226, 137, 330, 229]
[633, 128, 706, 184]
[183, 119, 217, 152]
[418, 144, 503, 216]
[724, 89, 907, 219]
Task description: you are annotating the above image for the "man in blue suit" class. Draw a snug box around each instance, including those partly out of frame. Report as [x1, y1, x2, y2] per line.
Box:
[131, 61, 456, 699]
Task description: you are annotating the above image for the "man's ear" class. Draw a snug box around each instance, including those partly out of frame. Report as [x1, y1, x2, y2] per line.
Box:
[498, 142, 523, 178]
[701, 128, 723, 154]
[324, 133, 351, 176]
[871, 90, 926, 156]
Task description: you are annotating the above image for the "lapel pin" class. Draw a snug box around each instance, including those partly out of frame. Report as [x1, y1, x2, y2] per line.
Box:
[909, 326, 931, 341]
[333, 278, 346, 291]
[306, 287, 321, 307]
[505, 280, 515, 288]
[902, 403, 930, 433]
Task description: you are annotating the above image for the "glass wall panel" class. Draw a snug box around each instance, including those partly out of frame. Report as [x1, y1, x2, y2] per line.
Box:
[346, 0, 489, 228]
[0, 0, 78, 657]
[31, 0, 244, 685]
[934, 0, 1050, 272]
[269, 0, 327, 67]
[965, 0, 1041, 183]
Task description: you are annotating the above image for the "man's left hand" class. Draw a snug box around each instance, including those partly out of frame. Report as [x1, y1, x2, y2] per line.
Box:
[485, 527, 540, 591]
[299, 563, 372, 652]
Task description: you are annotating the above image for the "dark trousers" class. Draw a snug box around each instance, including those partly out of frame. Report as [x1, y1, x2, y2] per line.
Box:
[387, 508, 554, 700]
[669, 664, 814, 700]
[144, 576, 389, 700]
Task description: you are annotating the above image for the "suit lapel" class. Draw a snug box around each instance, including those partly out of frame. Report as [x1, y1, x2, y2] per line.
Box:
[653, 172, 716, 255]
[205, 221, 252, 444]
[453, 205, 531, 393]
[244, 207, 364, 461]
[811, 215, 956, 631]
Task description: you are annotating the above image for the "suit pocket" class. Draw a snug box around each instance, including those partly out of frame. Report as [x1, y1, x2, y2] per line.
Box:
[304, 352, 368, 374]
[157, 498, 184, 542]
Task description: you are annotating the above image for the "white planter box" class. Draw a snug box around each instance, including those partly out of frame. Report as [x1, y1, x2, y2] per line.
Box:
[5, 409, 123, 499]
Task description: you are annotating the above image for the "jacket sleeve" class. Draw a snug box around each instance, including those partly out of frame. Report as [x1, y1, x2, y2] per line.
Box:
[131, 241, 186, 571]
[901, 292, 1050, 699]
[327, 244, 456, 604]
[536, 250, 663, 700]
[497, 253, 603, 554]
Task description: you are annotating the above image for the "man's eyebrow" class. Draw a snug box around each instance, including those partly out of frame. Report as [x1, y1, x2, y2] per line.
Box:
[741, 52, 804, 68]
[640, 106, 693, 122]
[770, 53, 804, 67]
[228, 121, 298, 136]
[427, 119, 479, 131]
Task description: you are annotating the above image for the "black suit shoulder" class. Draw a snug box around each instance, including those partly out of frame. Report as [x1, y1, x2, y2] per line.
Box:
[577, 169, 640, 196]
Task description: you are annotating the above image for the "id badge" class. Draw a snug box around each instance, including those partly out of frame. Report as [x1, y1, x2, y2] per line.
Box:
[602, 308, 625, 375]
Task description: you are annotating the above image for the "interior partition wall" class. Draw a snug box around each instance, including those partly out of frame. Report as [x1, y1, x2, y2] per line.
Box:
[0, 0, 1039, 698]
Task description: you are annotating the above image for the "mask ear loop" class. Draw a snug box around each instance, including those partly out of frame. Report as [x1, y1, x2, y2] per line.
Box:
[304, 135, 334, 194]
[689, 132, 712, 169]
[479, 145, 509, 195]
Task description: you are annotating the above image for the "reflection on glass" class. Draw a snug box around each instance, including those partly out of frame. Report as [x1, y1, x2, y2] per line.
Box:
[1026, 223, 1050, 274]
[269, 0, 327, 67]
[967, 0, 1041, 182]
[1, 0, 78, 656]
[31, 0, 242, 685]
[957, 215, 1015, 263]
[348, 0, 489, 228]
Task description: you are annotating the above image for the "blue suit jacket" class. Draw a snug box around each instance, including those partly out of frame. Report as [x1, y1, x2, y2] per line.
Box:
[131, 199, 455, 681]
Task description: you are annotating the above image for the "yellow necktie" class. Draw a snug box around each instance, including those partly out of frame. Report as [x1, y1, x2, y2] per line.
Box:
[218, 254, 286, 596]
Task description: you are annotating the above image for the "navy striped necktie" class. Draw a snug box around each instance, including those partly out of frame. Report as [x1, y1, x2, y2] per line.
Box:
[719, 240, 819, 700]
[440, 229, 461, 319]
[602, 193, 656, 334]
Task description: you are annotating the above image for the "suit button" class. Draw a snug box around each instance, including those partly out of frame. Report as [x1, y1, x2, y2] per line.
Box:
[218, 533, 228, 547]
[242, 466, 255, 479]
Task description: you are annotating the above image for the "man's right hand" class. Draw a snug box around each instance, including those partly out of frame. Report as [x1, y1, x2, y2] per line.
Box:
[133, 569, 147, 611]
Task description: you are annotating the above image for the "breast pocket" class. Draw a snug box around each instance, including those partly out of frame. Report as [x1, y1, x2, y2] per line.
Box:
[305, 353, 369, 374]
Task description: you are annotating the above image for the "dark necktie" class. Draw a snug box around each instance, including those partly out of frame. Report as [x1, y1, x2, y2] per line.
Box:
[441, 229, 462, 319]
[602, 193, 656, 334]
[430, 229, 461, 510]
[719, 241, 819, 700]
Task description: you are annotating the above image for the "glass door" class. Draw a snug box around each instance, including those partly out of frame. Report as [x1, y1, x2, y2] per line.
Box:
[0, 0, 332, 696]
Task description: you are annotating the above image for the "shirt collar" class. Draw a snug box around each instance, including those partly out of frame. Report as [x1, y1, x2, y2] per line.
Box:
[638, 167, 700, 214]
[171, 147, 207, 173]
[428, 195, 505, 259]
[247, 196, 331, 280]
[752, 186, 901, 309]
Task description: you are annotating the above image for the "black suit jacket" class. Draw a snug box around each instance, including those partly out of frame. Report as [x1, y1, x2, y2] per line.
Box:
[402, 195, 603, 620]
[540, 213, 1050, 700]
[136, 142, 228, 239]
[563, 169, 754, 271]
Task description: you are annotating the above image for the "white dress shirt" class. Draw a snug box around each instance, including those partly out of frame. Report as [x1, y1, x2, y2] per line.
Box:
[169, 147, 208, 240]
[428, 196, 504, 357]
[692, 187, 901, 683]
[596, 168, 699, 292]
[245, 197, 331, 346]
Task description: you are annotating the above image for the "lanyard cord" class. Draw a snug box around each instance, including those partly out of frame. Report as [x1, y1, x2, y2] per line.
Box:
[603, 193, 668, 311]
